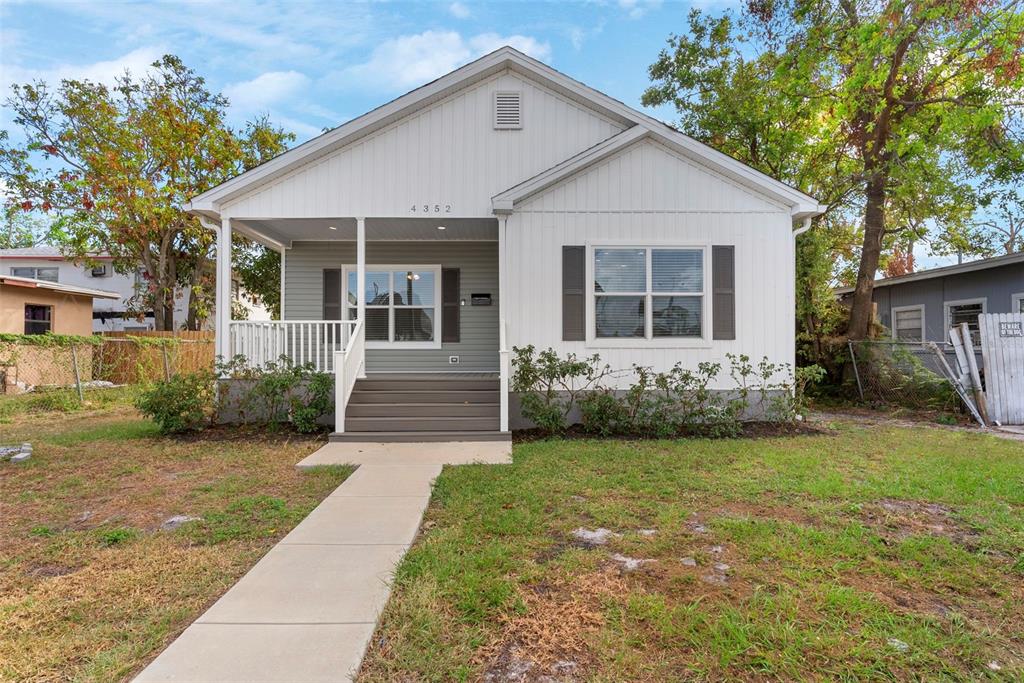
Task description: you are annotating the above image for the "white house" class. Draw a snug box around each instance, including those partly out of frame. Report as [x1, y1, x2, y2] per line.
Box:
[187, 47, 824, 441]
[0, 246, 270, 331]
[0, 246, 159, 331]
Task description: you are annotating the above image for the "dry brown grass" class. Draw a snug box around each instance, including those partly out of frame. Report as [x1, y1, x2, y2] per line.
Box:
[0, 403, 349, 682]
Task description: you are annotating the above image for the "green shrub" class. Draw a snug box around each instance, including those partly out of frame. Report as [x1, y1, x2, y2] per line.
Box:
[217, 355, 332, 433]
[136, 371, 214, 433]
[511, 345, 611, 434]
[513, 348, 806, 438]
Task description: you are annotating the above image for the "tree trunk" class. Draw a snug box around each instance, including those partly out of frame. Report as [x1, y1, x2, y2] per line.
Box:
[848, 174, 887, 340]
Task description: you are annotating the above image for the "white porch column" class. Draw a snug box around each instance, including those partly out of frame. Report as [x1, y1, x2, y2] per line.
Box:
[216, 217, 232, 363]
[356, 217, 367, 378]
[498, 215, 509, 432]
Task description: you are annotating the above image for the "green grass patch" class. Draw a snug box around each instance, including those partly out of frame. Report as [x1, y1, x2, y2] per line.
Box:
[361, 424, 1024, 682]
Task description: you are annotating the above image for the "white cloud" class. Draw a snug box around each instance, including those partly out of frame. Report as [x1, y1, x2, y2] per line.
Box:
[617, 0, 662, 19]
[448, 1, 470, 19]
[341, 30, 551, 91]
[2, 46, 164, 88]
[223, 70, 311, 111]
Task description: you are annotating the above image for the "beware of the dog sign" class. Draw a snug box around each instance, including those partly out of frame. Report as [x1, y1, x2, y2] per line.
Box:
[999, 322, 1023, 337]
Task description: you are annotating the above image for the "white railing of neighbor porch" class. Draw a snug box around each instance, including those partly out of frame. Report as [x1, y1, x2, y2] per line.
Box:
[333, 320, 365, 433]
[499, 318, 510, 432]
[228, 320, 357, 372]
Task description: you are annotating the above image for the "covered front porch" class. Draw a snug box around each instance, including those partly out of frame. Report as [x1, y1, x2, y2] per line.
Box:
[210, 216, 511, 436]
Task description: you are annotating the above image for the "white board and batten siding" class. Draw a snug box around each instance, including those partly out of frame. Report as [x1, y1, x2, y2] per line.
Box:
[506, 138, 795, 390]
[979, 313, 1024, 425]
[219, 70, 624, 220]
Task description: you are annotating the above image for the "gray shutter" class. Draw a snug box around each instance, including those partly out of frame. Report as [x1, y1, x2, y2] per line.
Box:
[562, 246, 585, 341]
[323, 269, 341, 320]
[442, 268, 460, 343]
[712, 246, 735, 340]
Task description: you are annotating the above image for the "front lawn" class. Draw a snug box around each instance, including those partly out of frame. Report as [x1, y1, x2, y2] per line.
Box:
[0, 399, 349, 682]
[360, 421, 1024, 681]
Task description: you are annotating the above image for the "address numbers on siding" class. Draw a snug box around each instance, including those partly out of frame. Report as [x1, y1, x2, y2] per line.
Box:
[409, 203, 452, 213]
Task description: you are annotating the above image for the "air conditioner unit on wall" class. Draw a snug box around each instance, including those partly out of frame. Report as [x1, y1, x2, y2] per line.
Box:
[91, 264, 108, 277]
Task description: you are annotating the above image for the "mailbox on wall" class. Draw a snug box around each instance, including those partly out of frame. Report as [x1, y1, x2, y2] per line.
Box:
[471, 293, 492, 306]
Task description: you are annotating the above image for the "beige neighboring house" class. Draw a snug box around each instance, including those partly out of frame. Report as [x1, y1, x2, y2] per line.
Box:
[0, 275, 120, 391]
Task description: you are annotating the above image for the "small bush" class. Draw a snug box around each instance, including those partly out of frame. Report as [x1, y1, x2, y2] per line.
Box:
[136, 371, 214, 433]
[513, 348, 805, 438]
[217, 355, 333, 433]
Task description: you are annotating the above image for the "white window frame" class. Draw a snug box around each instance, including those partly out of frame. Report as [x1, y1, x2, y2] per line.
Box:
[944, 297, 986, 341]
[10, 266, 59, 282]
[585, 242, 711, 349]
[341, 264, 442, 350]
[1012, 292, 1024, 314]
[891, 304, 926, 342]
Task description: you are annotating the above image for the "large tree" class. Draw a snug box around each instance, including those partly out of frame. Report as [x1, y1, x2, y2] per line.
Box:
[645, 1, 1024, 341]
[0, 56, 293, 329]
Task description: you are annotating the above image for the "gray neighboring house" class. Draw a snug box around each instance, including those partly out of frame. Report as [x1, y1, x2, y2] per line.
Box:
[836, 252, 1024, 344]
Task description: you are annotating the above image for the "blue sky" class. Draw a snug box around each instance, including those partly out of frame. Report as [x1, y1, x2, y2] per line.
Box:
[1, 0, 722, 141]
[0, 0, 962, 268]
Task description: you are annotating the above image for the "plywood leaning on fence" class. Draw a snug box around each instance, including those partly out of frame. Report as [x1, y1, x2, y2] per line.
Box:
[978, 313, 1024, 426]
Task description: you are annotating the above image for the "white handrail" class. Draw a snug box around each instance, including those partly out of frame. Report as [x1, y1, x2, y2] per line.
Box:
[228, 320, 357, 372]
[334, 320, 365, 433]
[499, 318, 510, 433]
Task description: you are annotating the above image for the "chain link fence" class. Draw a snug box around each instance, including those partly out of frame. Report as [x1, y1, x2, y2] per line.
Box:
[0, 333, 214, 410]
[846, 340, 972, 411]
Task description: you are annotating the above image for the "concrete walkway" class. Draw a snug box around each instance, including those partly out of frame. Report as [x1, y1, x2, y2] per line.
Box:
[134, 439, 511, 683]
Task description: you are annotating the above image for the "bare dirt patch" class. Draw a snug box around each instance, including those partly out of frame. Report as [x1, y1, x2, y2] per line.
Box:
[862, 498, 982, 548]
[479, 570, 628, 681]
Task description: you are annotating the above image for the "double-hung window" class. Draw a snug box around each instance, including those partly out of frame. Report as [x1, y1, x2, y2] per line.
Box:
[342, 265, 441, 348]
[592, 246, 705, 341]
[891, 305, 925, 342]
[945, 298, 985, 346]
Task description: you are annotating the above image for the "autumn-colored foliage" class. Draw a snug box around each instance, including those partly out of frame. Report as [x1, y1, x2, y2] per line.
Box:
[0, 56, 293, 329]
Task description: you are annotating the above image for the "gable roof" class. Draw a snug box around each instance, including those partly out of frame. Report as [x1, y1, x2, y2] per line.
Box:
[834, 251, 1024, 294]
[188, 46, 823, 219]
[0, 274, 121, 299]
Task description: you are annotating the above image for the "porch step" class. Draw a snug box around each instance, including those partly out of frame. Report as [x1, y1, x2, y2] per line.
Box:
[346, 402, 500, 418]
[344, 416, 500, 432]
[329, 430, 511, 443]
[349, 389, 498, 404]
[354, 378, 498, 391]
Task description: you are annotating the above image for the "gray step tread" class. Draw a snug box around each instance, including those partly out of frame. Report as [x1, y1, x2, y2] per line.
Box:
[347, 403, 499, 418]
[330, 431, 510, 443]
[346, 416, 500, 430]
[349, 390, 498, 404]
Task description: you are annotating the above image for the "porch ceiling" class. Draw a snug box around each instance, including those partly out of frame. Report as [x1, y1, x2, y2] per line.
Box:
[233, 217, 497, 247]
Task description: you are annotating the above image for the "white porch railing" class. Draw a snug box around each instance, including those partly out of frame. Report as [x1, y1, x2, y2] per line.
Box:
[228, 320, 357, 372]
[333, 320, 365, 433]
[499, 318, 510, 432]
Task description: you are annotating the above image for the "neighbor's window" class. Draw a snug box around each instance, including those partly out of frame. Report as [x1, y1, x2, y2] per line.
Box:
[892, 306, 924, 342]
[344, 267, 439, 345]
[593, 247, 704, 339]
[946, 300, 985, 345]
[11, 266, 58, 282]
[24, 304, 52, 335]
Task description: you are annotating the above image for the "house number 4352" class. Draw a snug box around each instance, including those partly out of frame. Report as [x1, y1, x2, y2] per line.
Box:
[409, 203, 452, 213]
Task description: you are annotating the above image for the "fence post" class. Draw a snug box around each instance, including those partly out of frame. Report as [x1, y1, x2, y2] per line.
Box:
[70, 342, 84, 403]
[161, 342, 171, 381]
[847, 340, 864, 400]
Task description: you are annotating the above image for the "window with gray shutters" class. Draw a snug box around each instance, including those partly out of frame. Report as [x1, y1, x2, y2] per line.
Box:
[592, 246, 704, 339]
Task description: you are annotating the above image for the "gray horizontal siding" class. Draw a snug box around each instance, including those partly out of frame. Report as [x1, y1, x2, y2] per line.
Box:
[284, 240, 499, 372]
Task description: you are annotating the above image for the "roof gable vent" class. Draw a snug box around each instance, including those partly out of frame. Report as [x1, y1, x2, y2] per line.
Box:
[494, 91, 522, 130]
